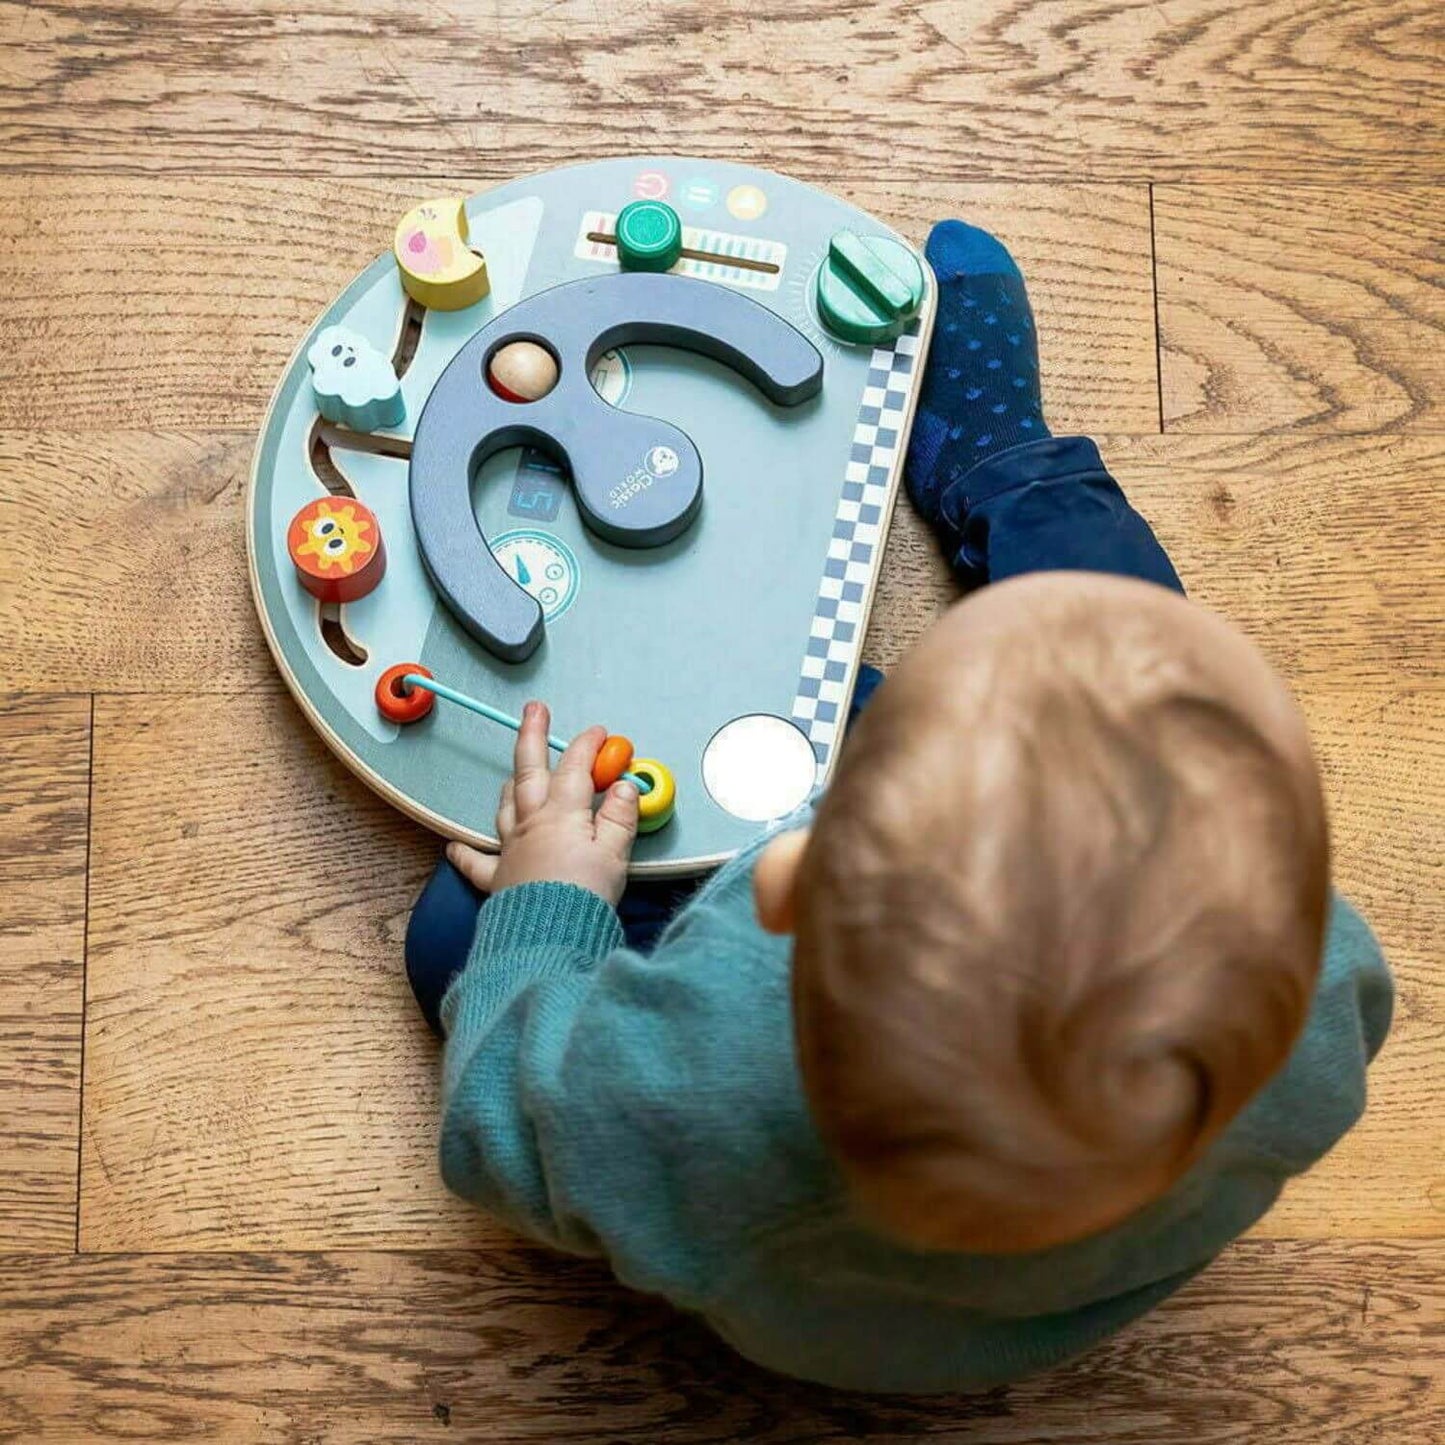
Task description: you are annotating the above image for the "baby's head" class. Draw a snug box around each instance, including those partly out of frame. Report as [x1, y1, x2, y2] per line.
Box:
[755, 573, 1329, 1254]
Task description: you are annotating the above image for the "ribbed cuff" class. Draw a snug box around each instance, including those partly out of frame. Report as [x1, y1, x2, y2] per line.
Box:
[438, 883, 625, 1041]
[474, 882, 625, 964]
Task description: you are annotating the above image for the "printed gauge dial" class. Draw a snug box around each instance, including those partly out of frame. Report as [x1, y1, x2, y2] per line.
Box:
[488, 529, 581, 622]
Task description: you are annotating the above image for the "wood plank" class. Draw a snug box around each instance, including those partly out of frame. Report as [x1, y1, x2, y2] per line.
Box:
[1252, 686, 1443, 1238]
[81, 690, 479, 1251]
[0, 176, 1156, 431]
[1156, 186, 1445, 434]
[0, 0, 1440, 182]
[5, 428, 1442, 695]
[0, 1242, 1440, 1442]
[1108, 432, 1445, 687]
[0, 696, 88, 1251]
[0, 432, 266, 694]
[82, 672, 1440, 1251]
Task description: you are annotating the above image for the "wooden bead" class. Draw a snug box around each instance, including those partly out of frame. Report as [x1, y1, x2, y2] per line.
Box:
[592, 735, 635, 792]
[630, 759, 677, 833]
[393, 198, 491, 311]
[375, 664, 434, 724]
[488, 341, 560, 403]
[288, 497, 386, 604]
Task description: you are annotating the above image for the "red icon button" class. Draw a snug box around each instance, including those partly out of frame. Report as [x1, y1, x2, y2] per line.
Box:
[632, 170, 670, 201]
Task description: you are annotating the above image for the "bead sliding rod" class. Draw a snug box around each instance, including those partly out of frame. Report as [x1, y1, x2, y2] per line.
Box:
[402, 674, 652, 793]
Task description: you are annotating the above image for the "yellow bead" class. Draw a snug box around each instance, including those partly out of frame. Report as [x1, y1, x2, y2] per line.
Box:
[630, 758, 676, 833]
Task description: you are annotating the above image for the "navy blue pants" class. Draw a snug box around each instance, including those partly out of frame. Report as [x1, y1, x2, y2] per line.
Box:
[406, 435, 1183, 1034]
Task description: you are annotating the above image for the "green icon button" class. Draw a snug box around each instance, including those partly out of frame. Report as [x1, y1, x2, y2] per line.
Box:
[615, 200, 684, 273]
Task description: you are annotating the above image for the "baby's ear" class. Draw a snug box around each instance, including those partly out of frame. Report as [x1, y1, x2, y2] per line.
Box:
[753, 829, 811, 936]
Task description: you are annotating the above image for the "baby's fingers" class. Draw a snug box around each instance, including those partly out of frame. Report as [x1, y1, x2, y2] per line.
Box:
[495, 778, 516, 842]
[594, 780, 639, 861]
[552, 725, 607, 809]
[512, 702, 552, 820]
[446, 840, 499, 894]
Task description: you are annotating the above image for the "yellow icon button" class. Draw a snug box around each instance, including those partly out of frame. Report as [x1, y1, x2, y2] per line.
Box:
[726, 183, 768, 221]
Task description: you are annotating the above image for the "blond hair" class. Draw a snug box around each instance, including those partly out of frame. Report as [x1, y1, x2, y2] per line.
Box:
[791, 577, 1329, 1253]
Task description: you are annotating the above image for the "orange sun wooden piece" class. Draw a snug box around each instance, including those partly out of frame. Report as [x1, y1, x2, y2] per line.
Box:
[287, 497, 387, 604]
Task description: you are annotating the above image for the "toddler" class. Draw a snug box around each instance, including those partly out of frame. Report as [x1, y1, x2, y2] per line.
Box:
[406, 222, 1392, 1391]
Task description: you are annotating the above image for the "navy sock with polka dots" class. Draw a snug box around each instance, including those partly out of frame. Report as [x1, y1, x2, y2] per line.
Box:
[905, 221, 1049, 529]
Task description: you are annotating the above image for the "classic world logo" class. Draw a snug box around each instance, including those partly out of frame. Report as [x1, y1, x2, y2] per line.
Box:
[609, 444, 680, 509]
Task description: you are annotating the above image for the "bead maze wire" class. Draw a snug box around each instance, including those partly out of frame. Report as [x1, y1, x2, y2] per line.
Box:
[401, 674, 653, 793]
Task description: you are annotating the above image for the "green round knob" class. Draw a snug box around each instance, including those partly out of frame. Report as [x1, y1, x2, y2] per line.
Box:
[816, 231, 926, 344]
[615, 200, 683, 273]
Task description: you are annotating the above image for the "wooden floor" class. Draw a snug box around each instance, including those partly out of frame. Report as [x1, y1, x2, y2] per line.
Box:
[1, 2, 1441, 1439]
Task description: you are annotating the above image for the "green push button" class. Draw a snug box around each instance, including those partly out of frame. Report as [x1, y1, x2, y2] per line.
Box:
[615, 200, 683, 273]
[816, 231, 926, 344]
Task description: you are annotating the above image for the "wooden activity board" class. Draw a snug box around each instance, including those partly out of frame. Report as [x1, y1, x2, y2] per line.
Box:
[247, 157, 935, 874]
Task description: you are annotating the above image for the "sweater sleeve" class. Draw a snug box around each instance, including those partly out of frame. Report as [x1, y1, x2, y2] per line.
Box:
[437, 882, 625, 1255]
[433, 868, 812, 1308]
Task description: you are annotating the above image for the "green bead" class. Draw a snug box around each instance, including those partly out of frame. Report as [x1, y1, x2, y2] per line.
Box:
[615, 200, 684, 273]
[816, 230, 926, 344]
[636, 805, 674, 835]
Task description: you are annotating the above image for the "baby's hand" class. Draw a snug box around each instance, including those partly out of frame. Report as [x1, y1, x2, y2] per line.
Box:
[445, 702, 638, 906]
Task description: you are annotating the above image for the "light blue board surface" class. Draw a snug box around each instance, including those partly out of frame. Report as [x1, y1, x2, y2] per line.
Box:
[248, 157, 934, 874]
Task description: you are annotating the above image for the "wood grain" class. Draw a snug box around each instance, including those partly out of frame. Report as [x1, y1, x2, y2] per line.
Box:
[0, 0, 1440, 182]
[0, 176, 1156, 431]
[1156, 186, 1445, 434]
[1106, 431, 1445, 686]
[80, 671, 1440, 1252]
[4, 429, 1441, 694]
[0, 1242, 1440, 1443]
[80, 689, 478, 1252]
[1254, 686, 1443, 1237]
[0, 695, 88, 1251]
[0, 432, 264, 694]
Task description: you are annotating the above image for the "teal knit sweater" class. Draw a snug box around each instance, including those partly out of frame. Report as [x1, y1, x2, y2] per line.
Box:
[438, 838, 1392, 1392]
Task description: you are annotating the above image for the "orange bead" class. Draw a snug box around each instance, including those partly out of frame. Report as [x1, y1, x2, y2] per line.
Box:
[375, 663, 435, 724]
[592, 734, 635, 792]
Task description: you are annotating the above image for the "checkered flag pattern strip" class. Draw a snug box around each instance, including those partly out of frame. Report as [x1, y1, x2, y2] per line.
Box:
[790, 324, 923, 776]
